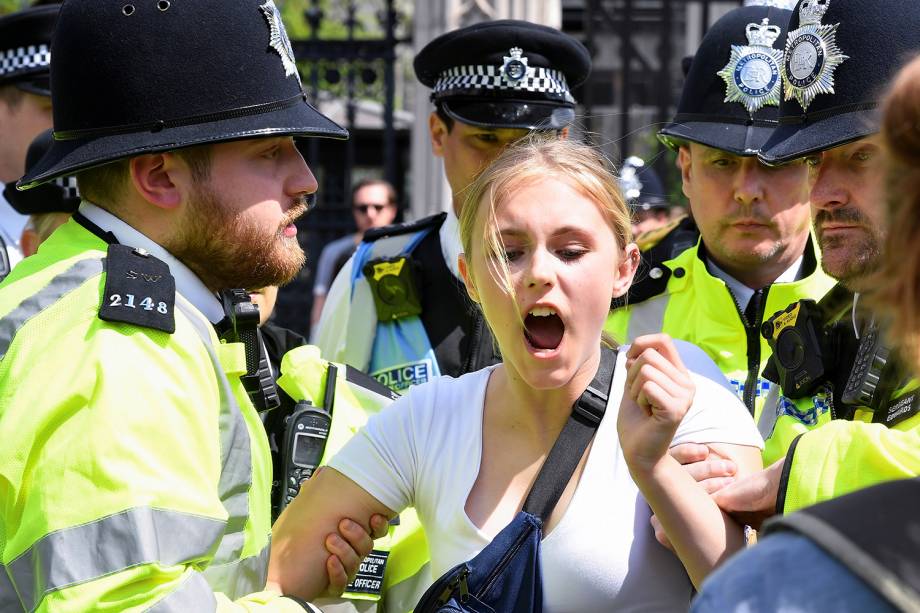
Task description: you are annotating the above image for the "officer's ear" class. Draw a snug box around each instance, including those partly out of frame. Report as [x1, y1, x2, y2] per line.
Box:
[129, 153, 183, 210]
[677, 146, 693, 200]
[429, 111, 448, 159]
[611, 243, 640, 299]
[458, 253, 480, 304]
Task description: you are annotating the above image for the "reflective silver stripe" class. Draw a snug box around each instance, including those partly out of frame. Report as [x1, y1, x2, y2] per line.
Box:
[147, 571, 218, 612]
[6, 507, 225, 611]
[625, 294, 670, 340]
[0, 567, 25, 611]
[0, 258, 103, 359]
[381, 562, 432, 613]
[201, 540, 270, 603]
[174, 300, 255, 598]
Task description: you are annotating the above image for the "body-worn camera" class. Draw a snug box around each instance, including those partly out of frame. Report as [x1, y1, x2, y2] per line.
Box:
[217, 288, 280, 413]
[761, 300, 832, 398]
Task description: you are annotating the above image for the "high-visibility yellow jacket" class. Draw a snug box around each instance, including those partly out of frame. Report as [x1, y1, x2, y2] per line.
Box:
[605, 230, 836, 421]
[277, 348, 431, 613]
[0, 220, 368, 612]
[758, 289, 920, 514]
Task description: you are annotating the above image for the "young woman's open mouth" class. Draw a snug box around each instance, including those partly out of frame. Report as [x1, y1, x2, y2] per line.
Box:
[523, 306, 566, 355]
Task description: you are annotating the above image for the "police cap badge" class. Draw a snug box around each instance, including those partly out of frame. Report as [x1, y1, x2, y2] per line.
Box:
[718, 18, 783, 115]
[782, 0, 848, 111]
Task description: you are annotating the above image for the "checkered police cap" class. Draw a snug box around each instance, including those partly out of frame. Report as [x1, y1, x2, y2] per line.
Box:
[415, 20, 590, 130]
[0, 5, 58, 94]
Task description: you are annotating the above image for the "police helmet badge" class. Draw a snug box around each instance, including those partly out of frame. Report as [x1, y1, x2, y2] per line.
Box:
[260, 0, 302, 85]
[501, 47, 529, 86]
[782, 0, 848, 111]
[718, 18, 783, 115]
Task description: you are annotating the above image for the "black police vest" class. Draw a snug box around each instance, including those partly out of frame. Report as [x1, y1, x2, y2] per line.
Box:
[412, 226, 501, 378]
[766, 478, 920, 611]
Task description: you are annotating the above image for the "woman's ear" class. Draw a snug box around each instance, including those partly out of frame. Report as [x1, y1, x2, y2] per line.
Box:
[458, 253, 480, 303]
[612, 243, 640, 299]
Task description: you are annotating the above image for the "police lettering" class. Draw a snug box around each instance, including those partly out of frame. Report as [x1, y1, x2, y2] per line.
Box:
[351, 578, 381, 590]
[374, 362, 430, 391]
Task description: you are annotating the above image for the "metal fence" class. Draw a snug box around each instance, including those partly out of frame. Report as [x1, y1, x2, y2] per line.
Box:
[276, 0, 411, 336]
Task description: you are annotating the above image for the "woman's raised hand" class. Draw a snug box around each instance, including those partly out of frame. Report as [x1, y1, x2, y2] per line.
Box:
[618, 334, 696, 474]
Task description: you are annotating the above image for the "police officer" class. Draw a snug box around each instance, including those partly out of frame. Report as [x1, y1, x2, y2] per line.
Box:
[0, 1, 392, 610]
[619, 155, 671, 238]
[314, 20, 591, 394]
[3, 129, 79, 257]
[605, 2, 835, 426]
[0, 4, 57, 277]
[711, 0, 920, 526]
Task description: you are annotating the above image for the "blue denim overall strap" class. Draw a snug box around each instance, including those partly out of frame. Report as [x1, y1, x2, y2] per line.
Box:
[414, 346, 617, 613]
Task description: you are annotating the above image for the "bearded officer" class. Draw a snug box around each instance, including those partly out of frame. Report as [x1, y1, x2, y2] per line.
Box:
[314, 21, 591, 394]
[0, 1, 393, 610]
[710, 0, 920, 527]
[0, 4, 57, 277]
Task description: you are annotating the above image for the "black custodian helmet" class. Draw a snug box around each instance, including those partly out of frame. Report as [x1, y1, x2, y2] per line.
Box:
[414, 20, 591, 131]
[659, 3, 794, 156]
[19, 0, 346, 190]
[760, 0, 920, 164]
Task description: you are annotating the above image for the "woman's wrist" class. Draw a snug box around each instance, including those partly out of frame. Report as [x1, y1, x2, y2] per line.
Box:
[626, 451, 678, 484]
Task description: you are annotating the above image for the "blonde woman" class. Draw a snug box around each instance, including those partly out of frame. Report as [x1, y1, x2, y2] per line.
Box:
[268, 138, 762, 610]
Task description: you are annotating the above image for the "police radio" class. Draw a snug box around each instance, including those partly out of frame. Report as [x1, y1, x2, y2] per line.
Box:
[841, 320, 897, 412]
[761, 300, 833, 398]
[279, 364, 338, 513]
[217, 289, 280, 413]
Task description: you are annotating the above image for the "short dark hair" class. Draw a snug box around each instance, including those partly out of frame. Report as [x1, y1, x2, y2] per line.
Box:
[351, 178, 397, 206]
[76, 144, 213, 208]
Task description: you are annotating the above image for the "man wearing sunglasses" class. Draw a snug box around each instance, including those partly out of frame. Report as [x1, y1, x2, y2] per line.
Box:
[311, 179, 398, 329]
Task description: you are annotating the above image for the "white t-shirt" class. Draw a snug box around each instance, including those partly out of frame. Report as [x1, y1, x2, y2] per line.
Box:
[330, 342, 762, 612]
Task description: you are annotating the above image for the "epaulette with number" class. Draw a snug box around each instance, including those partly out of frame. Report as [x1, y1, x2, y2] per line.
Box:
[362, 212, 447, 243]
[99, 244, 176, 334]
[613, 216, 700, 309]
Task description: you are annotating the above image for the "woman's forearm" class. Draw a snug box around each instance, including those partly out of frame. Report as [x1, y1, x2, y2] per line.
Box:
[630, 454, 745, 589]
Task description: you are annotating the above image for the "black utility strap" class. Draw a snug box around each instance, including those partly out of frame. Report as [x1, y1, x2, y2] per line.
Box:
[523, 346, 617, 522]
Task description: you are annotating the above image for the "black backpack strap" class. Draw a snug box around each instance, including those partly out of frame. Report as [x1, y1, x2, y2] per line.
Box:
[522, 346, 618, 522]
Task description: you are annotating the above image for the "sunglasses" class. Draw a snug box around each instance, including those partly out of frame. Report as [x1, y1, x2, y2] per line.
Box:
[353, 203, 390, 214]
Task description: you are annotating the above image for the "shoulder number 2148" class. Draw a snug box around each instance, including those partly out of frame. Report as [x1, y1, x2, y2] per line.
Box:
[109, 293, 169, 314]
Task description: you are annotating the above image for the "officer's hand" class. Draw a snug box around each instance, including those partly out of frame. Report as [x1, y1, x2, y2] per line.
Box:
[669, 443, 738, 494]
[324, 514, 390, 596]
[649, 444, 738, 550]
[711, 458, 785, 530]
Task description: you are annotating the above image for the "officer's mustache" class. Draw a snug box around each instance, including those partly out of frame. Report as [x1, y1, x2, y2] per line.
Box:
[814, 208, 868, 228]
[279, 197, 311, 230]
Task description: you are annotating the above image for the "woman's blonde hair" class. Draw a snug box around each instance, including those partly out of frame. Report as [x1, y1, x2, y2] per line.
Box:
[870, 54, 920, 367]
[458, 136, 633, 307]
